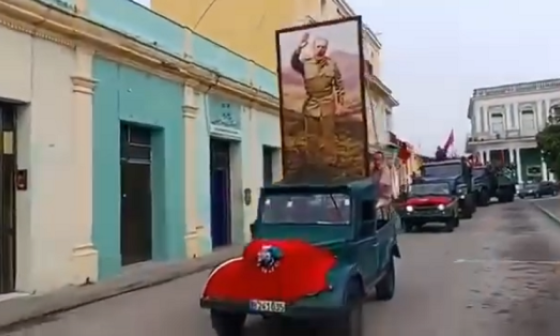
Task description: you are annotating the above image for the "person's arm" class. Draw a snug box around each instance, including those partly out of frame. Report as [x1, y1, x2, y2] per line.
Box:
[290, 47, 305, 75]
[332, 62, 345, 105]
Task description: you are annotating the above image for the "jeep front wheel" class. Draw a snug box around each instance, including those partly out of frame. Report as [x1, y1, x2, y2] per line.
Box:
[325, 279, 364, 336]
[444, 217, 457, 232]
[211, 310, 246, 336]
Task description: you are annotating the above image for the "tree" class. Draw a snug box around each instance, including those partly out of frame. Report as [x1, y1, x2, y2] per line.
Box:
[536, 105, 560, 179]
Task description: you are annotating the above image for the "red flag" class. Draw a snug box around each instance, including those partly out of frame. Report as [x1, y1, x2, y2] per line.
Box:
[443, 130, 454, 152]
[398, 142, 411, 163]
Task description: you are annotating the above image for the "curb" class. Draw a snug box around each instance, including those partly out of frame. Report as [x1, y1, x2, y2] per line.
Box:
[0, 246, 242, 331]
[532, 202, 560, 226]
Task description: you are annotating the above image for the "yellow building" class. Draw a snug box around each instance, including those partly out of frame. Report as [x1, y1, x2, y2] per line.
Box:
[153, 0, 398, 150]
[152, 0, 383, 77]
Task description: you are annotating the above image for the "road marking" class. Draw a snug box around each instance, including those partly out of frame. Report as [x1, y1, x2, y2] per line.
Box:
[454, 259, 560, 265]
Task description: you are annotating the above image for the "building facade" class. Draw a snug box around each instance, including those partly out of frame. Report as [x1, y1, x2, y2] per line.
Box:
[152, 0, 398, 150]
[466, 79, 560, 183]
[0, 0, 280, 294]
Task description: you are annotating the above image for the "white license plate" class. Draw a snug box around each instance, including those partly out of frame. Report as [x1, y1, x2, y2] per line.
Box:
[249, 300, 286, 313]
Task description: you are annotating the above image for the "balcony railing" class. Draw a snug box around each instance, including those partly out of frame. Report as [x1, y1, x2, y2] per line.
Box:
[466, 129, 539, 144]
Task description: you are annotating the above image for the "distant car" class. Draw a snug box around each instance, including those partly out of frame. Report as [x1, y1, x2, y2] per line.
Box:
[518, 181, 558, 198]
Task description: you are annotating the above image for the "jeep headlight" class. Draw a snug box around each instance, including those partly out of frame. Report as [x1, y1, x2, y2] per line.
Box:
[406, 205, 413, 212]
[457, 184, 467, 195]
[437, 204, 445, 211]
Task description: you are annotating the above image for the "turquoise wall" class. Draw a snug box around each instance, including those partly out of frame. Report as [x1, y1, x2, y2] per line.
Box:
[92, 57, 186, 279]
[196, 94, 244, 254]
[82, 0, 278, 97]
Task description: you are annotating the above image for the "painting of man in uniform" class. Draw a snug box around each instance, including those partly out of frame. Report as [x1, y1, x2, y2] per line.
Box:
[276, 17, 367, 183]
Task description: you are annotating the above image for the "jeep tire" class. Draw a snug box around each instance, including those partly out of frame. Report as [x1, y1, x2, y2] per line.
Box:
[403, 220, 414, 233]
[461, 195, 474, 219]
[444, 217, 457, 232]
[477, 189, 490, 207]
[376, 258, 396, 301]
[211, 309, 246, 336]
[325, 279, 364, 336]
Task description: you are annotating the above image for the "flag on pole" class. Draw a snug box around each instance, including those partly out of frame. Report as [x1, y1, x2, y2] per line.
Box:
[443, 130, 454, 153]
[398, 142, 411, 163]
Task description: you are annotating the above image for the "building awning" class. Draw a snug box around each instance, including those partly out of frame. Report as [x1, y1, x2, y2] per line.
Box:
[364, 74, 399, 107]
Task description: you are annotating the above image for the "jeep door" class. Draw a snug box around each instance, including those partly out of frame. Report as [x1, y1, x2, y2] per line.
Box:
[375, 209, 397, 273]
[357, 199, 378, 283]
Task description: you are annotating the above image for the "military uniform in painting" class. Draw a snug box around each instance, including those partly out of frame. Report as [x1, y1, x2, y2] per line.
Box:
[290, 35, 345, 165]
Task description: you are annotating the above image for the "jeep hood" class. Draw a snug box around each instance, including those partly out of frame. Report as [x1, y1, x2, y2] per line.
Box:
[202, 239, 337, 303]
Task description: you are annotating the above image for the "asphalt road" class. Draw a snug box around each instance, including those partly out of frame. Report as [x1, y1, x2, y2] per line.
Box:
[3, 200, 560, 336]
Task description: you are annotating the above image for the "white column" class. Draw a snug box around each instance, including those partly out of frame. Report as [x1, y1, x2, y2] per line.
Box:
[69, 46, 98, 285]
[515, 148, 523, 183]
[541, 156, 548, 182]
[508, 147, 514, 165]
[182, 85, 200, 258]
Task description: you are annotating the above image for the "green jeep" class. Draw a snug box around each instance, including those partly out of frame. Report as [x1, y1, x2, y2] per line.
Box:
[200, 179, 401, 336]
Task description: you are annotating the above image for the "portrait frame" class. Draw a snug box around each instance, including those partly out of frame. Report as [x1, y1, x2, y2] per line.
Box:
[275, 16, 369, 182]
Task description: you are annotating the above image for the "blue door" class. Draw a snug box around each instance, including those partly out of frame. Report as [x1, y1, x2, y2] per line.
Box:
[210, 139, 231, 249]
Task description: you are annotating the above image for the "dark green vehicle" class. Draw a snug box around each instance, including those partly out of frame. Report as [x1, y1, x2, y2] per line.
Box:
[472, 164, 516, 205]
[400, 182, 460, 232]
[200, 179, 401, 336]
[419, 158, 476, 219]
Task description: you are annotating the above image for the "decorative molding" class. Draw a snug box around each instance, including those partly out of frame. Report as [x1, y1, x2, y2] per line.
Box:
[0, 0, 280, 116]
[365, 75, 399, 107]
[182, 105, 198, 119]
[0, 12, 73, 47]
[473, 78, 560, 98]
[71, 75, 96, 94]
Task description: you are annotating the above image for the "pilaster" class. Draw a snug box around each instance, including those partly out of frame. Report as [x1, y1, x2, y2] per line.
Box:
[243, 107, 260, 241]
[70, 45, 98, 284]
[515, 148, 523, 183]
[182, 84, 201, 257]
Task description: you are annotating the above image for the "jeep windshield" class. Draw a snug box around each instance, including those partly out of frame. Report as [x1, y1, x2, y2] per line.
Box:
[261, 193, 350, 224]
[410, 183, 451, 196]
[423, 164, 461, 178]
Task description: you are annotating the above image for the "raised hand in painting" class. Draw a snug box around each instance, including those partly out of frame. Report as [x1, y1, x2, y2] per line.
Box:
[299, 32, 310, 47]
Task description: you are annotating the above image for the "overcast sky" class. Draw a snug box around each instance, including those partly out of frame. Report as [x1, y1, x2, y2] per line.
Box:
[348, 0, 560, 155]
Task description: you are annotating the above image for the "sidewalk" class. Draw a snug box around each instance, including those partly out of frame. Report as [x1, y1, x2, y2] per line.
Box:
[532, 198, 560, 224]
[0, 245, 242, 329]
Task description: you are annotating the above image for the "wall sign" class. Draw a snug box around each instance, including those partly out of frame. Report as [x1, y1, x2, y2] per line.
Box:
[206, 95, 242, 140]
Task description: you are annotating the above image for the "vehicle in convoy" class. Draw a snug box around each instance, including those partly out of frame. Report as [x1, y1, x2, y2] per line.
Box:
[472, 164, 516, 205]
[518, 181, 558, 198]
[399, 182, 460, 232]
[416, 158, 476, 219]
[200, 180, 401, 336]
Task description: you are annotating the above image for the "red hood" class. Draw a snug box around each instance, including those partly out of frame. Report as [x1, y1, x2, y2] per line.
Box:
[406, 196, 453, 206]
[202, 239, 336, 303]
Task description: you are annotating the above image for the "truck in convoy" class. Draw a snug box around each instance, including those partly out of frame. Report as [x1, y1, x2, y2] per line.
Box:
[414, 158, 476, 219]
[200, 17, 400, 336]
[472, 164, 516, 205]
